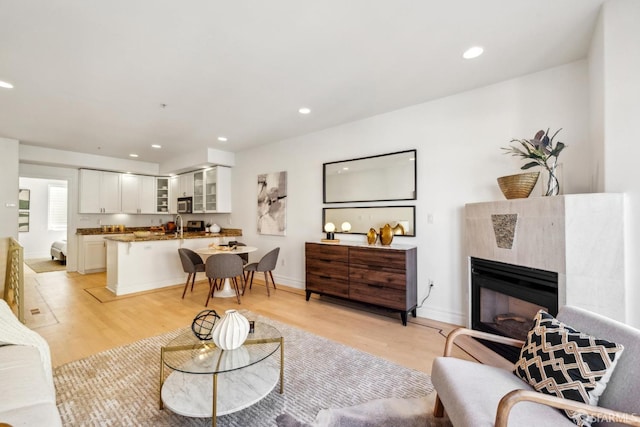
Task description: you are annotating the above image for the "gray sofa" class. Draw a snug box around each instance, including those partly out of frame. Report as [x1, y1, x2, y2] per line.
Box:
[0, 299, 62, 426]
[432, 306, 640, 427]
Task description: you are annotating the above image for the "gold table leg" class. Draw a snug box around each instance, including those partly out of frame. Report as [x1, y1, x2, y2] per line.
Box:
[159, 347, 165, 410]
[279, 337, 284, 394]
[212, 373, 218, 427]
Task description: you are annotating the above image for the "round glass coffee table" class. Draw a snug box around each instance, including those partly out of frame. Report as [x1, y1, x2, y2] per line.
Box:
[159, 321, 284, 427]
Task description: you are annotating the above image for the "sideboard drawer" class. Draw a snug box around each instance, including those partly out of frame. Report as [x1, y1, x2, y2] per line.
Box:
[306, 258, 348, 280]
[349, 247, 407, 270]
[306, 274, 349, 298]
[349, 265, 406, 290]
[349, 282, 407, 311]
[305, 242, 348, 262]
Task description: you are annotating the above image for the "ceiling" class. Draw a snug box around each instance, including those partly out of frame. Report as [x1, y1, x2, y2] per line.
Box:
[0, 0, 605, 165]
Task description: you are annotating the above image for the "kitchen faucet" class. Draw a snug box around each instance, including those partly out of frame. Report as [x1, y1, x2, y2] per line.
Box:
[175, 214, 184, 239]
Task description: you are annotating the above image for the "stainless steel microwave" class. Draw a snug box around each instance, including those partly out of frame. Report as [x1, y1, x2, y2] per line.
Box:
[177, 197, 192, 214]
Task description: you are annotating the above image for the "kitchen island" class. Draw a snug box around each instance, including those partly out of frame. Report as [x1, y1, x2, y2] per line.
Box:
[104, 230, 242, 296]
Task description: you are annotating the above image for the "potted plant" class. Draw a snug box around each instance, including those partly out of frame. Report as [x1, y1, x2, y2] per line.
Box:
[502, 128, 567, 196]
[205, 222, 212, 233]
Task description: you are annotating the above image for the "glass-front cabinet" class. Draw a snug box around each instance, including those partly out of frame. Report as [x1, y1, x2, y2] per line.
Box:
[190, 167, 231, 213]
[193, 171, 205, 213]
[156, 177, 170, 213]
[205, 168, 218, 212]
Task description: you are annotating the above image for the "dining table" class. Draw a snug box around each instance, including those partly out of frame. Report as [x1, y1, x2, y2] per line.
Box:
[194, 245, 258, 298]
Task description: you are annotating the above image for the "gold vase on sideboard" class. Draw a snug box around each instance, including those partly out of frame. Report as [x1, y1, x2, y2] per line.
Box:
[367, 228, 378, 245]
[379, 224, 394, 246]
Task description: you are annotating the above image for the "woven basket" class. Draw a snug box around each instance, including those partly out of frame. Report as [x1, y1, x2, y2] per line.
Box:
[497, 172, 540, 199]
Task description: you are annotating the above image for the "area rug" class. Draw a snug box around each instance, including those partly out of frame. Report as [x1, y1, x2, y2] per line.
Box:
[53, 311, 442, 426]
[24, 258, 67, 273]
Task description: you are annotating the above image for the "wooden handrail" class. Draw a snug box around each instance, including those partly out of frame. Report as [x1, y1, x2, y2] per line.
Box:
[443, 327, 525, 357]
[4, 238, 24, 323]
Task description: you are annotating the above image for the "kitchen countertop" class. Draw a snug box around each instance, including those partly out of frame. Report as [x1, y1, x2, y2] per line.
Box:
[77, 227, 242, 238]
[104, 230, 242, 242]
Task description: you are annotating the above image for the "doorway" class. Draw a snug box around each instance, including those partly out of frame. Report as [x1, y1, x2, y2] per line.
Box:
[18, 177, 68, 271]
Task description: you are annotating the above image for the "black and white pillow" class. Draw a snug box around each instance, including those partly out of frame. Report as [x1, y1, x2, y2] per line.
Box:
[514, 310, 624, 427]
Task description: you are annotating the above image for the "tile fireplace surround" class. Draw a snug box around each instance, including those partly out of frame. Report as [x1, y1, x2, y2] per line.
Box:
[465, 193, 625, 324]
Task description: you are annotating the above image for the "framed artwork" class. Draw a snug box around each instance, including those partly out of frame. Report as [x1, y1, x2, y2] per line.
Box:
[19, 189, 30, 210]
[18, 188, 30, 232]
[18, 211, 29, 232]
[257, 171, 287, 236]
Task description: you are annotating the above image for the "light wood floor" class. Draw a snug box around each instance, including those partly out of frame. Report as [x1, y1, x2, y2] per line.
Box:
[24, 267, 476, 373]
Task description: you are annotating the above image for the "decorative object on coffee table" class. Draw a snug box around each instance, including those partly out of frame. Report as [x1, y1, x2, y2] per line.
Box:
[211, 309, 250, 350]
[496, 172, 540, 200]
[502, 128, 567, 196]
[191, 309, 220, 340]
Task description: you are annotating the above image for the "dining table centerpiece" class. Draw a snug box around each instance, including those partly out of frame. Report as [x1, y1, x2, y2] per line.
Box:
[502, 128, 567, 196]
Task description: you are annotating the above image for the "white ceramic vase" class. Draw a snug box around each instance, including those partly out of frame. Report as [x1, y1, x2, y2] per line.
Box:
[211, 309, 250, 350]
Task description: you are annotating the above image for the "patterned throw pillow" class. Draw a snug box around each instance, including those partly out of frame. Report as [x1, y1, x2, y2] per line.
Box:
[514, 310, 624, 427]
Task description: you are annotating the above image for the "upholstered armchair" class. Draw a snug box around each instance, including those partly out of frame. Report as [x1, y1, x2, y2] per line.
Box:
[431, 306, 640, 427]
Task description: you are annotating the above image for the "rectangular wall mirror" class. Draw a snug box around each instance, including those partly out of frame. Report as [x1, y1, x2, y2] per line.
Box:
[323, 149, 417, 203]
[323, 206, 416, 236]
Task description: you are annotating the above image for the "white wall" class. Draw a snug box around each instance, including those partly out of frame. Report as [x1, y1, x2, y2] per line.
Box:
[17, 177, 67, 259]
[596, 0, 640, 328]
[0, 138, 20, 240]
[0, 137, 20, 294]
[231, 61, 590, 325]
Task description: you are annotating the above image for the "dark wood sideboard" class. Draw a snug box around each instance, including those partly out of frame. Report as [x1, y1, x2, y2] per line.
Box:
[305, 242, 417, 325]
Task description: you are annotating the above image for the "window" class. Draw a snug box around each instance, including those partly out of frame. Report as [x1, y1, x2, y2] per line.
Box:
[48, 184, 67, 231]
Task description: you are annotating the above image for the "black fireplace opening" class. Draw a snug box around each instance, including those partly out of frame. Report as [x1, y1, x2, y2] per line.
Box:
[471, 257, 558, 362]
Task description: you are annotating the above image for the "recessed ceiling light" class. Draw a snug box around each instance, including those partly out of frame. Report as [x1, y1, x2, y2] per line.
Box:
[298, 107, 311, 114]
[129, 153, 139, 158]
[0, 80, 14, 89]
[217, 136, 228, 142]
[463, 46, 484, 59]
[151, 144, 162, 149]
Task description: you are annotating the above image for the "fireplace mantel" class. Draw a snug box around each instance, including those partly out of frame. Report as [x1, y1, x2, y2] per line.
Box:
[465, 193, 625, 323]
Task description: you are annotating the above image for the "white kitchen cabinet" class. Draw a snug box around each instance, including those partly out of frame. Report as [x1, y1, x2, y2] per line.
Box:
[121, 174, 156, 214]
[78, 234, 123, 273]
[79, 169, 122, 213]
[168, 169, 230, 213]
[169, 176, 179, 214]
[176, 173, 194, 198]
[204, 166, 231, 213]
